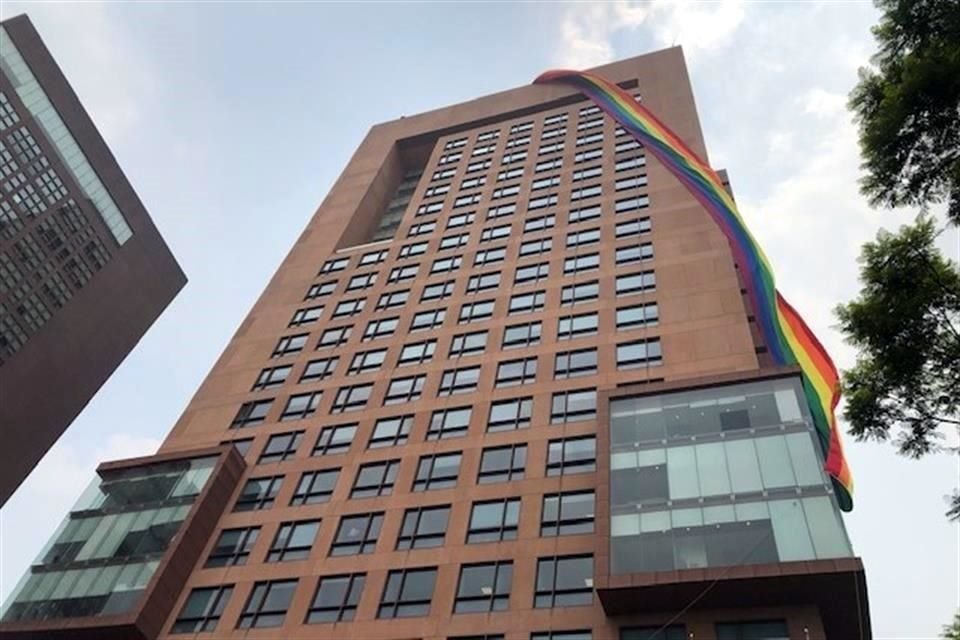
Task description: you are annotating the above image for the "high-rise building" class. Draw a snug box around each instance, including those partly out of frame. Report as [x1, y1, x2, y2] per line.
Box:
[0, 15, 186, 505]
[0, 47, 870, 640]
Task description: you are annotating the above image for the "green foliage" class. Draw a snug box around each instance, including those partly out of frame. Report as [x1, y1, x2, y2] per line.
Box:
[849, 0, 960, 223]
[835, 217, 960, 518]
[943, 611, 960, 640]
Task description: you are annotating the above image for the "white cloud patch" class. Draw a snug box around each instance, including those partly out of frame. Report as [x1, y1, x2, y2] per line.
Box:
[802, 87, 848, 118]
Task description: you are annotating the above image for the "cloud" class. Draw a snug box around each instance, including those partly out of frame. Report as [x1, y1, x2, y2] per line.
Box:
[802, 87, 848, 118]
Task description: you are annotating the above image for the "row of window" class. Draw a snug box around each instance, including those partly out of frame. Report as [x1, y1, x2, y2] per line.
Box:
[174, 554, 594, 631]
[232, 435, 596, 511]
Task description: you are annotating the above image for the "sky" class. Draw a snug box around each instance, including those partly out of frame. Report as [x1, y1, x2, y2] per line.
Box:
[0, 1, 957, 637]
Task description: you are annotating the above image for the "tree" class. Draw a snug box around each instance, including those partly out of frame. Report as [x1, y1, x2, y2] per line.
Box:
[836, 217, 960, 519]
[848, 0, 960, 224]
[943, 611, 960, 640]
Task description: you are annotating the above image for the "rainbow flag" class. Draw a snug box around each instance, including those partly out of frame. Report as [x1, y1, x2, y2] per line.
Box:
[535, 69, 854, 510]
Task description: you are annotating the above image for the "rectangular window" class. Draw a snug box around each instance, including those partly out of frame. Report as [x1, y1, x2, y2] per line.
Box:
[172, 585, 233, 633]
[616, 302, 659, 329]
[273, 333, 308, 358]
[454, 561, 512, 613]
[399, 241, 428, 259]
[514, 262, 549, 284]
[267, 519, 320, 562]
[252, 365, 291, 391]
[363, 317, 399, 341]
[305, 280, 337, 300]
[421, 280, 455, 301]
[331, 383, 372, 413]
[538, 142, 564, 155]
[397, 505, 450, 550]
[480, 224, 511, 242]
[348, 348, 387, 374]
[575, 148, 602, 164]
[478, 444, 526, 484]
[377, 289, 410, 310]
[445, 137, 467, 150]
[206, 528, 259, 567]
[511, 121, 533, 133]
[440, 233, 470, 250]
[616, 174, 648, 191]
[319, 257, 349, 274]
[408, 221, 437, 237]
[487, 396, 533, 432]
[467, 271, 501, 293]
[616, 154, 647, 172]
[616, 271, 656, 295]
[495, 357, 537, 387]
[544, 113, 568, 125]
[479, 129, 501, 141]
[280, 392, 320, 421]
[570, 184, 602, 201]
[492, 184, 520, 200]
[528, 194, 558, 210]
[378, 567, 437, 618]
[577, 117, 603, 130]
[424, 185, 450, 199]
[474, 246, 507, 266]
[466, 159, 490, 173]
[313, 424, 357, 456]
[554, 348, 598, 378]
[551, 388, 597, 422]
[524, 214, 555, 233]
[532, 175, 560, 190]
[433, 167, 456, 181]
[614, 195, 651, 213]
[237, 579, 297, 628]
[359, 249, 388, 266]
[568, 204, 601, 224]
[290, 469, 339, 505]
[461, 176, 487, 190]
[519, 237, 552, 256]
[300, 357, 338, 382]
[411, 308, 446, 332]
[318, 326, 351, 349]
[573, 165, 603, 182]
[502, 322, 541, 349]
[497, 166, 524, 181]
[384, 374, 425, 404]
[557, 312, 599, 339]
[467, 498, 520, 543]
[439, 366, 481, 395]
[432, 256, 462, 273]
[509, 290, 545, 315]
[505, 135, 530, 148]
[576, 132, 603, 146]
[234, 476, 283, 511]
[351, 460, 399, 498]
[616, 338, 663, 368]
[332, 298, 365, 318]
[502, 150, 527, 164]
[561, 281, 599, 306]
[439, 152, 463, 164]
[428, 406, 472, 440]
[290, 305, 323, 326]
[566, 228, 600, 248]
[563, 253, 600, 274]
[450, 330, 488, 357]
[535, 157, 563, 173]
[459, 299, 495, 323]
[542, 491, 595, 536]
[471, 144, 495, 158]
[542, 126, 567, 139]
[615, 139, 642, 153]
[306, 574, 365, 623]
[417, 201, 444, 217]
[346, 273, 376, 291]
[331, 512, 384, 555]
[369, 415, 413, 448]
[615, 243, 654, 265]
[413, 452, 462, 491]
[534, 555, 593, 607]
[398, 339, 436, 366]
[388, 264, 419, 282]
[258, 431, 303, 464]
[547, 436, 597, 476]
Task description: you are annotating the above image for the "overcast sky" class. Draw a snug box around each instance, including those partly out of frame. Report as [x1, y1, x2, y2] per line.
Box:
[0, 1, 957, 637]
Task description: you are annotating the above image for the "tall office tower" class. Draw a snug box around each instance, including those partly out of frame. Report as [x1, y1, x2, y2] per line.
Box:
[0, 48, 870, 640]
[0, 15, 186, 505]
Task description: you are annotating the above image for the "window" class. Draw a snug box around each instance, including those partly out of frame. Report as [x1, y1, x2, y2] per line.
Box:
[397, 505, 450, 550]
[622, 628, 687, 640]
[433, 167, 456, 181]
[514, 262, 549, 284]
[237, 579, 297, 629]
[615, 243, 654, 265]
[432, 255, 462, 273]
[524, 214, 555, 233]
[487, 397, 533, 431]
[305, 280, 336, 300]
[532, 632, 592, 640]
[564, 253, 600, 274]
[542, 491, 595, 536]
[223, 438, 254, 457]
[561, 281, 599, 305]
[351, 460, 399, 497]
[478, 444, 526, 483]
[384, 374, 425, 404]
[492, 184, 520, 200]
[331, 512, 384, 555]
[461, 175, 487, 190]
[538, 142, 564, 155]
[438, 366, 480, 395]
[332, 298, 365, 318]
[573, 166, 603, 183]
[544, 113, 568, 125]
[440, 233, 470, 250]
[474, 246, 506, 266]
[411, 308, 446, 331]
[313, 424, 357, 455]
[616, 270, 656, 295]
[459, 299, 494, 323]
[580, 105, 601, 117]
[558, 312, 599, 339]
[377, 289, 410, 310]
[567, 228, 600, 247]
[532, 175, 560, 191]
[346, 272, 377, 291]
[417, 201, 444, 217]
[348, 348, 387, 374]
[306, 574, 365, 623]
[252, 365, 291, 391]
[428, 407, 472, 439]
[446, 137, 468, 150]
[547, 437, 596, 476]
[398, 339, 436, 366]
[541, 127, 566, 139]
[480, 128, 501, 140]
[528, 193, 558, 210]
[258, 431, 303, 464]
[388, 264, 419, 282]
[616, 217, 651, 238]
[466, 159, 491, 173]
[290, 469, 339, 505]
[172, 585, 233, 633]
[320, 257, 349, 274]
[454, 562, 512, 613]
[616, 302, 659, 329]
[568, 204, 601, 224]
[715, 621, 789, 640]
[519, 237, 552, 256]
[575, 148, 603, 163]
[300, 357, 338, 382]
[378, 567, 437, 618]
[498, 166, 524, 181]
[290, 305, 323, 326]
[422, 280, 455, 301]
[413, 452, 462, 490]
[616, 338, 663, 368]
[230, 398, 273, 429]
[331, 383, 372, 413]
[534, 555, 593, 607]
[400, 241, 428, 258]
[551, 388, 597, 422]
[424, 184, 450, 198]
[267, 520, 320, 562]
[505, 135, 530, 148]
[576, 132, 603, 147]
[616, 174, 648, 191]
[466, 272, 501, 294]
[535, 157, 563, 173]
[359, 249, 388, 266]
[616, 139, 643, 153]
[273, 333, 307, 357]
[503, 321, 541, 348]
[318, 326, 351, 349]
[448, 213, 477, 231]
[449, 330, 487, 357]
[502, 151, 527, 164]
[280, 392, 320, 421]
[206, 527, 259, 567]
[471, 144, 495, 158]
[495, 357, 537, 387]
[234, 476, 283, 511]
[554, 348, 598, 378]
[455, 193, 482, 208]
[363, 316, 398, 340]
[615, 195, 650, 213]
[480, 224, 511, 242]
[369, 415, 413, 448]
[509, 290, 545, 314]
[467, 498, 520, 543]
[439, 152, 462, 164]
